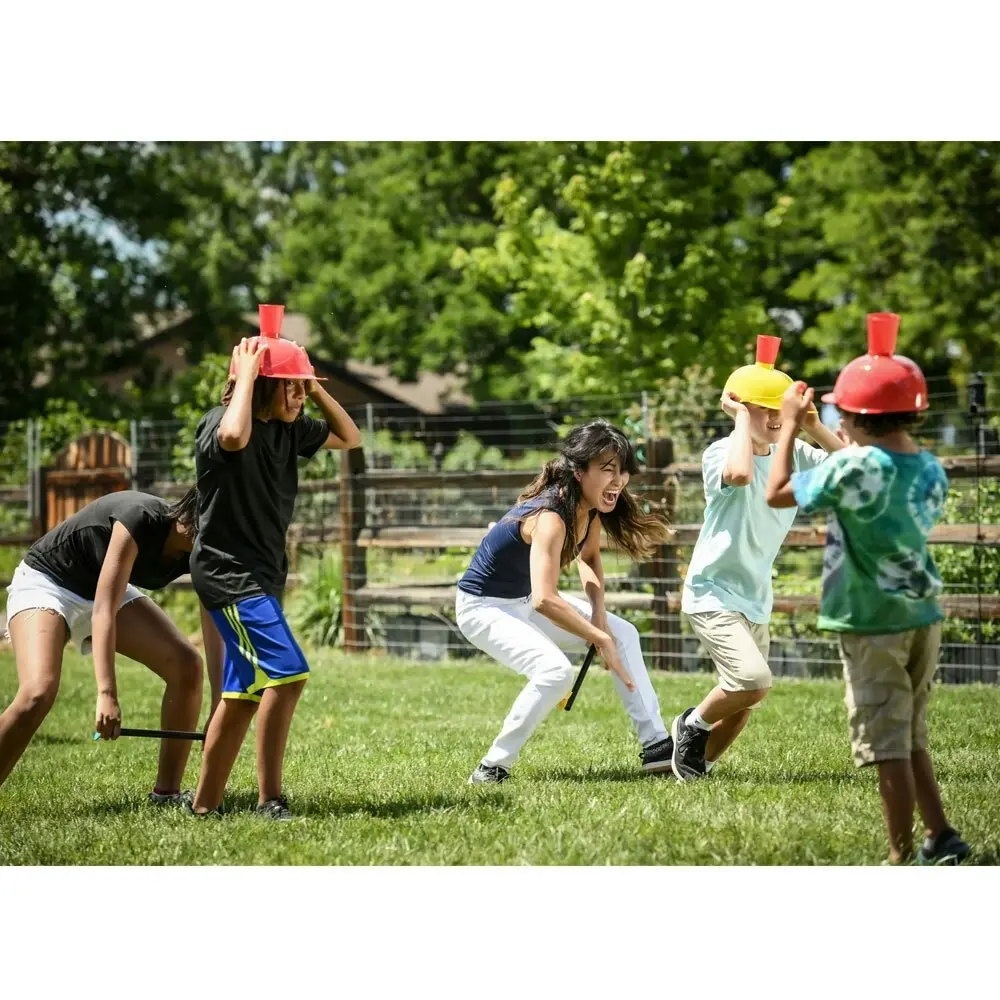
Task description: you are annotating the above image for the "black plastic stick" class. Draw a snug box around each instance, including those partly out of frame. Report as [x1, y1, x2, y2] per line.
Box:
[563, 644, 597, 712]
[93, 727, 205, 742]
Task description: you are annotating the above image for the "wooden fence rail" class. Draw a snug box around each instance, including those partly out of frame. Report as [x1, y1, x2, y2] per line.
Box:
[336, 447, 1000, 667]
[3, 446, 998, 671]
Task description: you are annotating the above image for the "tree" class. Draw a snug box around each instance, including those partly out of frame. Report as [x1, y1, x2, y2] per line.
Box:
[9, 141, 998, 423]
[0, 142, 280, 421]
[269, 142, 830, 401]
[264, 142, 518, 394]
[783, 142, 1000, 382]
[458, 142, 824, 399]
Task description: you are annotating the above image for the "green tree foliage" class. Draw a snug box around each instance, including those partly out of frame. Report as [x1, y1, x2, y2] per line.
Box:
[265, 142, 512, 390]
[456, 142, 824, 399]
[784, 142, 1000, 380]
[0, 142, 278, 421]
[7, 141, 1000, 421]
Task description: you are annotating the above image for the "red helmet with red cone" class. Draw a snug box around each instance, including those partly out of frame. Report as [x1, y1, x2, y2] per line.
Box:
[228, 304, 325, 381]
[821, 313, 928, 415]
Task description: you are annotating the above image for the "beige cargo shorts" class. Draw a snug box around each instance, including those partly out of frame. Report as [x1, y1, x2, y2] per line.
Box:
[838, 622, 941, 767]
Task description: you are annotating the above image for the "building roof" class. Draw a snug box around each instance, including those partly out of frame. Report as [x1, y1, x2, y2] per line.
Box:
[240, 313, 473, 415]
[76, 310, 473, 416]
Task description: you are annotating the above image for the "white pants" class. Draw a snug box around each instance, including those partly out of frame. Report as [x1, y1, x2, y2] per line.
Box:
[4, 561, 144, 655]
[456, 589, 668, 768]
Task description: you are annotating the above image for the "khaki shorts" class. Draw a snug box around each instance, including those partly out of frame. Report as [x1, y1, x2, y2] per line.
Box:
[685, 611, 771, 693]
[838, 622, 941, 767]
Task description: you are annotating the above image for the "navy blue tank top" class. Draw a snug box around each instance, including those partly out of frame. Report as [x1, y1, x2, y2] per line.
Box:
[457, 493, 598, 599]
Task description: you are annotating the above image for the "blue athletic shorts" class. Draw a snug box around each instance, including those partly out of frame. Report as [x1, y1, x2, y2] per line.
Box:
[209, 595, 309, 703]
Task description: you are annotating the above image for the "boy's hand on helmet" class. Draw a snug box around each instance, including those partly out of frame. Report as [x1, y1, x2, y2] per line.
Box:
[232, 338, 267, 382]
[720, 391, 748, 419]
[780, 381, 814, 427]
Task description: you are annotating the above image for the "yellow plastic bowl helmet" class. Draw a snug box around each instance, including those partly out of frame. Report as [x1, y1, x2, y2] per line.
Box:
[723, 335, 796, 411]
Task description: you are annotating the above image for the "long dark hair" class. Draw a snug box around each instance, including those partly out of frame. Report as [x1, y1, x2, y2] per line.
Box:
[166, 485, 199, 535]
[220, 376, 281, 414]
[516, 419, 672, 566]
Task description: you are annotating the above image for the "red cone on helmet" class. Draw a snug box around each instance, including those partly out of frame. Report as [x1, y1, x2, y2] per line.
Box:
[821, 313, 927, 414]
[228, 304, 324, 381]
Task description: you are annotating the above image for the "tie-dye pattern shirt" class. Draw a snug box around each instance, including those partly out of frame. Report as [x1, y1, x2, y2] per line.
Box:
[791, 445, 947, 634]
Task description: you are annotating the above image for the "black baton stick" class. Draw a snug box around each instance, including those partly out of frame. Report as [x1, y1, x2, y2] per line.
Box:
[92, 728, 206, 742]
[562, 644, 597, 712]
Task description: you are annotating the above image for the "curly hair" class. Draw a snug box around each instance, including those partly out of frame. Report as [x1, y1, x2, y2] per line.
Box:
[841, 409, 926, 436]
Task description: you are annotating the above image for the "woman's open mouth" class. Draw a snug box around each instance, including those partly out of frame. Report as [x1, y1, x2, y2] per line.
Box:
[602, 489, 620, 506]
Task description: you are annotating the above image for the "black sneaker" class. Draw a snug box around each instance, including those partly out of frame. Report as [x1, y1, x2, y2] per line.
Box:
[149, 789, 194, 808]
[255, 796, 295, 821]
[671, 708, 710, 782]
[468, 763, 510, 785]
[640, 735, 675, 774]
[916, 827, 971, 865]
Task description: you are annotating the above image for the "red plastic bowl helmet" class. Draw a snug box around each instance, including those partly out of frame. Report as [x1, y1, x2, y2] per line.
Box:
[821, 313, 928, 414]
[228, 304, 325, 381]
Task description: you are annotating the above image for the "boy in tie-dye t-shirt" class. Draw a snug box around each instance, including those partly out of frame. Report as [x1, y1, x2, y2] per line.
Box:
[765, 312, 970, 866]
[792, 445, 947, 635]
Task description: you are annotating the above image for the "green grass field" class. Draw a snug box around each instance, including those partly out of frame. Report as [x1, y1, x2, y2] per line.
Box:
[1, 647, 998, 865]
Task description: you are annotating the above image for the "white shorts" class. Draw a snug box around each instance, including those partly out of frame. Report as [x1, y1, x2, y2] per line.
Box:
[4, 561, 145, 655]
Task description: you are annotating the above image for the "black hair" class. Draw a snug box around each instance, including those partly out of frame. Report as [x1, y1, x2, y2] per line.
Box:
[166, 485, 199, 535]
[220, 376, 281, 416]
[517, 419, 671, 566]
[839, 409, 925, 436]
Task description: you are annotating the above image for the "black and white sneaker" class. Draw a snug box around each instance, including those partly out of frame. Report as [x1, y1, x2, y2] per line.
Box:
[641, 735, 675, 774]
[149, 789, 195, 808]
[255, 796, 295, 821]
[468, 763, 511, 785]
[671, 708, 710, 782]
[916, 827, 971, 865]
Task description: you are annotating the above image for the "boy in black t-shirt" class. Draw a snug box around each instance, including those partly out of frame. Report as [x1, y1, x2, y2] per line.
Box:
[1, 488, 224, 802]
[189, 305, 361, 819]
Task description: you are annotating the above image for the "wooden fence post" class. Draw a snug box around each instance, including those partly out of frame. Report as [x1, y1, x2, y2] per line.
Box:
[341, 446, 368, 652]
[646, 437, 680, 671]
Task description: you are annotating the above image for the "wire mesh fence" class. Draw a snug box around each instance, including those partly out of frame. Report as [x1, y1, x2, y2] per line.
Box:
[334, 468, 1000, 684]
[2, 376, 999, 682]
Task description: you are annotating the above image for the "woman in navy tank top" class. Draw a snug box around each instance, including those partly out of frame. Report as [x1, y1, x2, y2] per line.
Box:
[456, 420, 674, 783]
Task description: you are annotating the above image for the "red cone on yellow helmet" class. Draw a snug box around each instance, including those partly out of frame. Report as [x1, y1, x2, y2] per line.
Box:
[723, 335, 814, 412]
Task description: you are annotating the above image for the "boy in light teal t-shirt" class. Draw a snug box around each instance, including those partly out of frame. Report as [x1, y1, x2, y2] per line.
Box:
[670, 336, 845, 783]
[682, 435, 829, 624]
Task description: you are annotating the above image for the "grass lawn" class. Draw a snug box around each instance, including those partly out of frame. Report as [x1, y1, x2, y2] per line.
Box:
[1, 647, 998, 865]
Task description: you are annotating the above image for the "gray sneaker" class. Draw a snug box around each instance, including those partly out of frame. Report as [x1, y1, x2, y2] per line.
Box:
[149, 789, 195, 808]
[255, 796, 295, 821]
[671, 708, 710, 782]
[468, 763, 510, 785]
[184, 799, 223, 818]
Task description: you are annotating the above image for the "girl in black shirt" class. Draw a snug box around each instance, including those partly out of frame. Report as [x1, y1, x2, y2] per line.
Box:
[1, 489, 224, 802]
